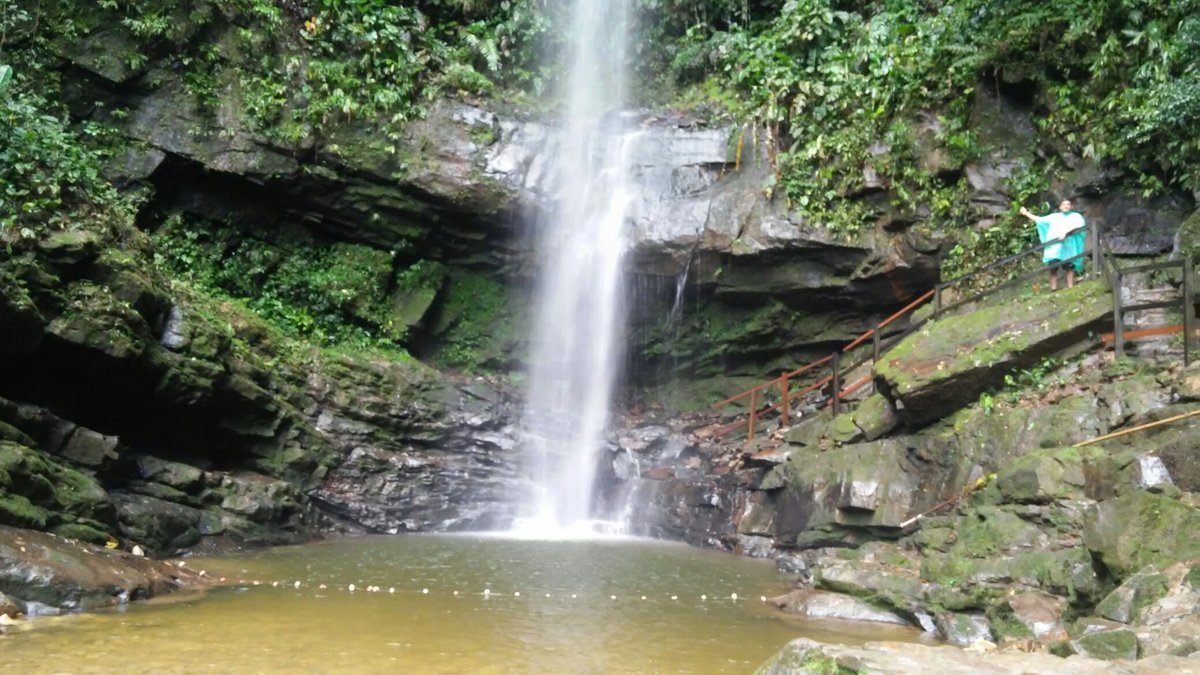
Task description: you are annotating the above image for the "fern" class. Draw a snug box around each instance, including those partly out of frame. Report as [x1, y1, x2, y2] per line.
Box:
[464, 32, 501, 74]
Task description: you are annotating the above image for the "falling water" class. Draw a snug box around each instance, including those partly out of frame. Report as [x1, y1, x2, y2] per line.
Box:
[515, 0, 635, 535]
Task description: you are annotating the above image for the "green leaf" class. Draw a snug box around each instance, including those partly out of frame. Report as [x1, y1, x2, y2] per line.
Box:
[0, 65, 12, 91]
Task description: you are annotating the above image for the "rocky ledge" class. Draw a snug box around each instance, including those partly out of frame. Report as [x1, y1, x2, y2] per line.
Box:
[0, 525, 207, 624]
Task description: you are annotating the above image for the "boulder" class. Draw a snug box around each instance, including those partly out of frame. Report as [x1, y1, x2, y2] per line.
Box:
[1089, 559, 1200, 658]
[55, 428, 120, 468]
[873, 281, 1112, 426]
[135, 455, 206, 493]
[0, 590, 20, 618]
[111, 493, 202, 556]
[1083, 492, 1200, 578]
[813, 558, 928, 614]
[935, 611, 994, 646]
[749, 440, 921, 541]
[851, 393, 901, 441]
[767, 588, 910, 625]
[1097, 568, 1171, 624]
[1008, 590, 1069, 641]
[1069, 624, 1140, 661]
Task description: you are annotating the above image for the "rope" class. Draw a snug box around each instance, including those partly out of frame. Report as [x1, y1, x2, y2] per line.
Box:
[900, 407, 1200, 529]
[1073, 408, 1200, 448]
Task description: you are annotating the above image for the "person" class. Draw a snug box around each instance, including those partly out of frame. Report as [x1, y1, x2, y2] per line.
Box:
[1019, 199, 1087, 290]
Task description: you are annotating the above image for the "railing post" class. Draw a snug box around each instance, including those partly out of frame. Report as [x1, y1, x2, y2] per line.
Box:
[747, 389, 757, 442]
[1092, 223, 1102, 278]
[872, 327, 881, 362]
[780, 372, 790, 427]
[1113, 270, 1124, 358]
[1185, 257, 1196, 368]
[830, 352, 841, 416]
[933, 285, 942, 319]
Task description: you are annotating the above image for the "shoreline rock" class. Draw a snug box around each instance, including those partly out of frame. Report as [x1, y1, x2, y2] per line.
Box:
[0, 525, 208, 617]
[755, 637, 1200, 674]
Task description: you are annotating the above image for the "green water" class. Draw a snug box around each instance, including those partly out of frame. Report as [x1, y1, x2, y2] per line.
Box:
[3, 535, 919, 673]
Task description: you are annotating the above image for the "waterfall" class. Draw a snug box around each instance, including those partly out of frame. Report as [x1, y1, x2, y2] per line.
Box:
[514, 0, 635, 536]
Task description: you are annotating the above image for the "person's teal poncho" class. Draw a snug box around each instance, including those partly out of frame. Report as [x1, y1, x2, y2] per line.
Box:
[1036, 211, 1086, 273]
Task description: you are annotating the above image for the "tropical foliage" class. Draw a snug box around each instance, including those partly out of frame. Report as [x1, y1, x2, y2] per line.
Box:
[652, 0, 1200, 256]
[3, 0, 1199, 357]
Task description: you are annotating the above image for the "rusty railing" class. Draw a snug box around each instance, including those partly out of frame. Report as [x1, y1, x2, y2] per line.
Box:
[712, 222, 1169, 441]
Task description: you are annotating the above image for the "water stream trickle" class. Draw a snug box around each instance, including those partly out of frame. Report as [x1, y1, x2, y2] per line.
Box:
[515, 0, 636, 536]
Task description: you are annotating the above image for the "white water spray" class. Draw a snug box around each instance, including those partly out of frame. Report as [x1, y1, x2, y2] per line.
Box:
[515, 0, 635, 536]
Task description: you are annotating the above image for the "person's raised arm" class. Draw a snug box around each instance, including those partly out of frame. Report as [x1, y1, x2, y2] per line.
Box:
[1018, 206, 1040, 222]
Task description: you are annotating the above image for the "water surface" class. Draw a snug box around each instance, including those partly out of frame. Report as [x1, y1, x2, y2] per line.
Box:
[4, 535, 918, 673]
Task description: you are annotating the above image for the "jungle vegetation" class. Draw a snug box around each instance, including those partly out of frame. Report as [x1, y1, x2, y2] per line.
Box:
[2, 0, 1197, 360]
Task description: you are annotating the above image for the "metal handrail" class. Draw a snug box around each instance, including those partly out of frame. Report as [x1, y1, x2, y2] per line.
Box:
[940, 226, 1090, 295]
[712, 221, 1145, 442]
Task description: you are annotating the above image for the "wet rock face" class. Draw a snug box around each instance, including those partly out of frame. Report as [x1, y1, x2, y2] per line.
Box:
[597, 414, 749, 549]
[310, 379, 524, 534]
[0, 525, 205, 615]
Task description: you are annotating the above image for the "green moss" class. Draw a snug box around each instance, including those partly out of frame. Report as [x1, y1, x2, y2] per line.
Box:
[0, 493, 51, 529]
[922, 555, 979, 589]
[0, 441, 113, 527]
[1185, 564, 1200, 590]
[50, 522, 110, 545]
[952, 508, 1041, 558]
[638, 298, 847, 381]
[798, 654, 858, 674]
[1085, 492, 1200, 577]
[1074, 629, 1138, 660]
[0, 421, 36, 447]
[989, 611, 1036, 640]
[429, 272, 520, 372]
[874, 281, 1110, 393]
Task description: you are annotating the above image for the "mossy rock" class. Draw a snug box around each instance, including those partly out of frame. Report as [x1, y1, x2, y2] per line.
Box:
[831, 413, 862, 444]
[427, 271, 523, 371]
[950, 506, 1042, 558]
[1083, 491, 1200, 578]
[755, 639, 864, 675]
[994, 445, 1112, 504]
[873, 281, 1111, 426]
[0, 441, 115, 527]
[45, 282, 151, 361]
[112, 493, 202, 555]
[0, 421, 36, 448]
[50, 522, 110, 546]
[389, 260, 447, 333]
[0, 494, 50, 529]
[1096, 568, 1171, 624]
[783, 414, 834, 447]
[770, 440, 919, 532]
[913, 525, 956, 554]
[814, 560, 927, 613]
[851, 393, 900, 441]
[922, 547, 1099, 605]
[1071, 628, 1138, 661]
[1176, 210, 1200, 267]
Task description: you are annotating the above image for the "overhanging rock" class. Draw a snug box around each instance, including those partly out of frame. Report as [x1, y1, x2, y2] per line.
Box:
[873, 281, 1112, 426]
